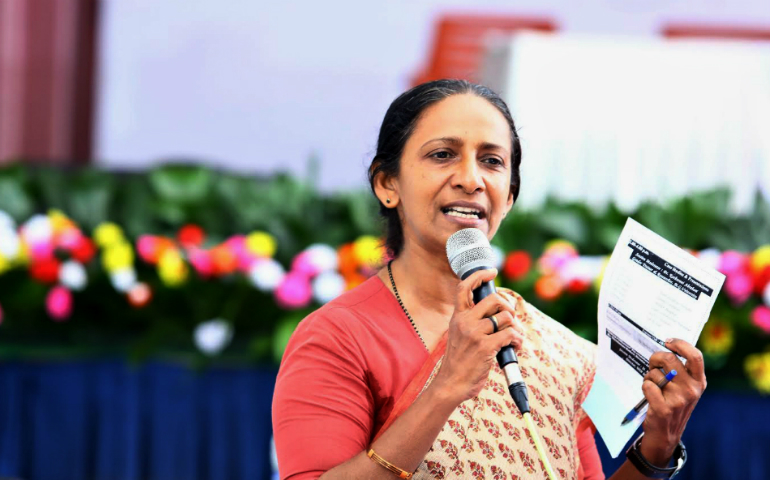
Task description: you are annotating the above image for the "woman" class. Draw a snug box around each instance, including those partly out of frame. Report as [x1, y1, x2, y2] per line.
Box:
[272, 80, 706, 479]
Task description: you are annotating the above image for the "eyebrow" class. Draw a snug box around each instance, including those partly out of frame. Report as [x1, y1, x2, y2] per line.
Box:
[421, 136, 508, 154]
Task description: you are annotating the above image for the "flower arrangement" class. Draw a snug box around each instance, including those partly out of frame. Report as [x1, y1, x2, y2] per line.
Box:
[0, 163, 769, 392]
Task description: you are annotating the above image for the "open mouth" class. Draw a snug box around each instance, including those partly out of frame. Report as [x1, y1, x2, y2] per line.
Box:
[441, 206, 485, 220]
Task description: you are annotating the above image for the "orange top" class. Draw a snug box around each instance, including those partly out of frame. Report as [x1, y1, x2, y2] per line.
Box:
[272, 275, 604, 480]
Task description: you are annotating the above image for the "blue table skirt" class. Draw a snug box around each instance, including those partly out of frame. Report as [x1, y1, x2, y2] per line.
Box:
[1, 360, 768, 480]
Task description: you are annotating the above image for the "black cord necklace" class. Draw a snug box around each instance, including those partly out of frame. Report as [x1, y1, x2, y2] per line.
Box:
[387, 260, 428, 350]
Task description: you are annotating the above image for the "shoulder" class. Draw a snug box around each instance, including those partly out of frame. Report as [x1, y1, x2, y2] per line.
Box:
[281, 275, 391, 363]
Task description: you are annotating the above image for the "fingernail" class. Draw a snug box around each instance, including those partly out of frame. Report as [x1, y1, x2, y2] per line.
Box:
[665, 338, 673, 344]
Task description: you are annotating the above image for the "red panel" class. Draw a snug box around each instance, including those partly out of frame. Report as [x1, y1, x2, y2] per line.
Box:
[662, 23, 770, 41]
[0, 0, 97, 165]
[413, 14, 558, 86]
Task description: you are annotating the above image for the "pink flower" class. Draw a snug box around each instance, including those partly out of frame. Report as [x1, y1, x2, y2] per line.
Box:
[224, 235, 257, 272]
[274, 272, 312, 309]
[224, 235, 247, 256]
[188, 248, 214, 277]
[57, 228, 83, 250]
[137, 235, 161, 263]
[724, 272, 754, 305]
[46, 285, 73, 321]
[719, 250, 748, 276]
[29, 241, 54, 261]
[291, 251, 319, 278]
[751, 306, 770, 334]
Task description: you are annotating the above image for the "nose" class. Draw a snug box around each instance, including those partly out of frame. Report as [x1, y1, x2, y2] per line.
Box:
[452, 156, 484, 194]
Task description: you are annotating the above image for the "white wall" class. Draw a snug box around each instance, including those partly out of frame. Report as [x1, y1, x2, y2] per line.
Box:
[95, 0, 770, 191]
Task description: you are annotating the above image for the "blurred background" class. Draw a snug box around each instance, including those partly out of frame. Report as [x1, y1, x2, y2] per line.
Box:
[1, 0, 770, 479]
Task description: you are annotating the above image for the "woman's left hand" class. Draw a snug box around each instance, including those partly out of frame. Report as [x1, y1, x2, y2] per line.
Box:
[639, 338, 707, 466]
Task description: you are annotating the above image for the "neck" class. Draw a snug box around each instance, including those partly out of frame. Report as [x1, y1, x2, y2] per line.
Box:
[385, 243, 458, 318]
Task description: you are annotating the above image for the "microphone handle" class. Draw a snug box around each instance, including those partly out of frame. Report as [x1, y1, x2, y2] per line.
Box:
[462, 266, 531, 413]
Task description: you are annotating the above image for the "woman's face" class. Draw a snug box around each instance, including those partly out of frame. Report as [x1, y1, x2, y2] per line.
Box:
[382, 93, 515, 256]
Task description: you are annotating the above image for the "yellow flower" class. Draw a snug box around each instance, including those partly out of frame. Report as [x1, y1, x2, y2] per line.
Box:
[48, 209, 73, 234]
[158, 248, 188, 286]
[353, 236, 384, 268]
[102, 242, 135, 272]
[94, 222, 124, 248]
[0, 253, 10, 274]
[14, 241, 29, 265]
[246, 231, 277, 258]
[699, 319, 734, 356]
[750, 245, 770, 275]
[745, 352, 770, 394]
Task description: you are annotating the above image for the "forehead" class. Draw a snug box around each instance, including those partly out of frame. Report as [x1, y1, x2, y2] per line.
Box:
[408, 94, 511, 149]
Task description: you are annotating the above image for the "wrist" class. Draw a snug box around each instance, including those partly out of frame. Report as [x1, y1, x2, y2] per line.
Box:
[638, 436, 676, 467]
[425, 375, 464, 410]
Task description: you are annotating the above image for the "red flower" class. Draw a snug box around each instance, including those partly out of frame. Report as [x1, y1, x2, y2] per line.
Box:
[503, 250, 532, 281]
[752, 265, 770, 295]
[70, 236, 96, 263]
[29, 258, 61, 284]
[178, 224, 205, 247]
[566, 278, 591, 294]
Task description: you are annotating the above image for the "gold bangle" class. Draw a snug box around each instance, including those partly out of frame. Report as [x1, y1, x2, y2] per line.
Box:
[367, 449, 414, 479]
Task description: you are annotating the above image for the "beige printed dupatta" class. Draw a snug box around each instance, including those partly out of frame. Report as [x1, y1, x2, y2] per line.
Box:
[373, 289, 597, 480]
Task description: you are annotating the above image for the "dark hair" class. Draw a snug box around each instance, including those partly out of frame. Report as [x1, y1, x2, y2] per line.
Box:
[368, 79, 522, 258]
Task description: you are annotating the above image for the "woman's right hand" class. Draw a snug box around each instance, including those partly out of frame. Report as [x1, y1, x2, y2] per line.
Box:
[432, 268, 526, 404]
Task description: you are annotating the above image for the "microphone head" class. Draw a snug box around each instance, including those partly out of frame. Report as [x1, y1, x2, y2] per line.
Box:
[446, 228, 495, 278]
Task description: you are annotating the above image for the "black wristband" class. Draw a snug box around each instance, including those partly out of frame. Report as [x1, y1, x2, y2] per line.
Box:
[626, 433, 687, 478]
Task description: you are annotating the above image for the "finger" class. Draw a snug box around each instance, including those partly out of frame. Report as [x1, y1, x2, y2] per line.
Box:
[642, 379, 670, 416]
[480, 316, 499, 335]
[665, 338, 706, 384]
[648, 351, 686, 381]
[475, 310, 515, 335]
[488, 327, 524, 351]
[455, 268, 498, 312]
[643, 367, 667, 387]
[472, 292, 517, 320]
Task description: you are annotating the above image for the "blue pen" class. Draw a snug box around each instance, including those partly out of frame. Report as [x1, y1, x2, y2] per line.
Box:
[621, 369, 677, 426]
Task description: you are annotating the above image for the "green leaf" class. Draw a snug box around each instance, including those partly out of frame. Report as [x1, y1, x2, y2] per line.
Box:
[149, 164, 213, 204]
[0, 165, 34, 220]
[66, 169, 114, 230]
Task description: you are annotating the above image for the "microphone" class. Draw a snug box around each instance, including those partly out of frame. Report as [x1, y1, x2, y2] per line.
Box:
[446, 228, 530, 414]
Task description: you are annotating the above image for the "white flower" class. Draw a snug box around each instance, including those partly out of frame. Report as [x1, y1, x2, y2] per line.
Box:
[312, 271, 346, 304]
[248, 258, 285, 292]
[194, 319, 233, 356]
[305, 244, 338, 273]
[110, 268, 137, 292]
[560, 256, 605, 283]
[697, 248, 721, 271]
[0, 210, 15, 230]
[59, 261, 87, 291]
[21, 214, 52, 244]
[0, 226, 20, 259]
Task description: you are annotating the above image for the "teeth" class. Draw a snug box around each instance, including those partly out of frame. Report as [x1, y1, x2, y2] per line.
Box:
[452, 207, 480, 214]
[446, 210, 479, 219]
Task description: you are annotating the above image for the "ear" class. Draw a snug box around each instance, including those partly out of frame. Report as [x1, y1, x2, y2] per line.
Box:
[371, 162, 400, 208]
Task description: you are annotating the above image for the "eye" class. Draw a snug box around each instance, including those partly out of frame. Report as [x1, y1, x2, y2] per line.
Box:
[483, 157, 504, 166]
[430, 150, 454, 160]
